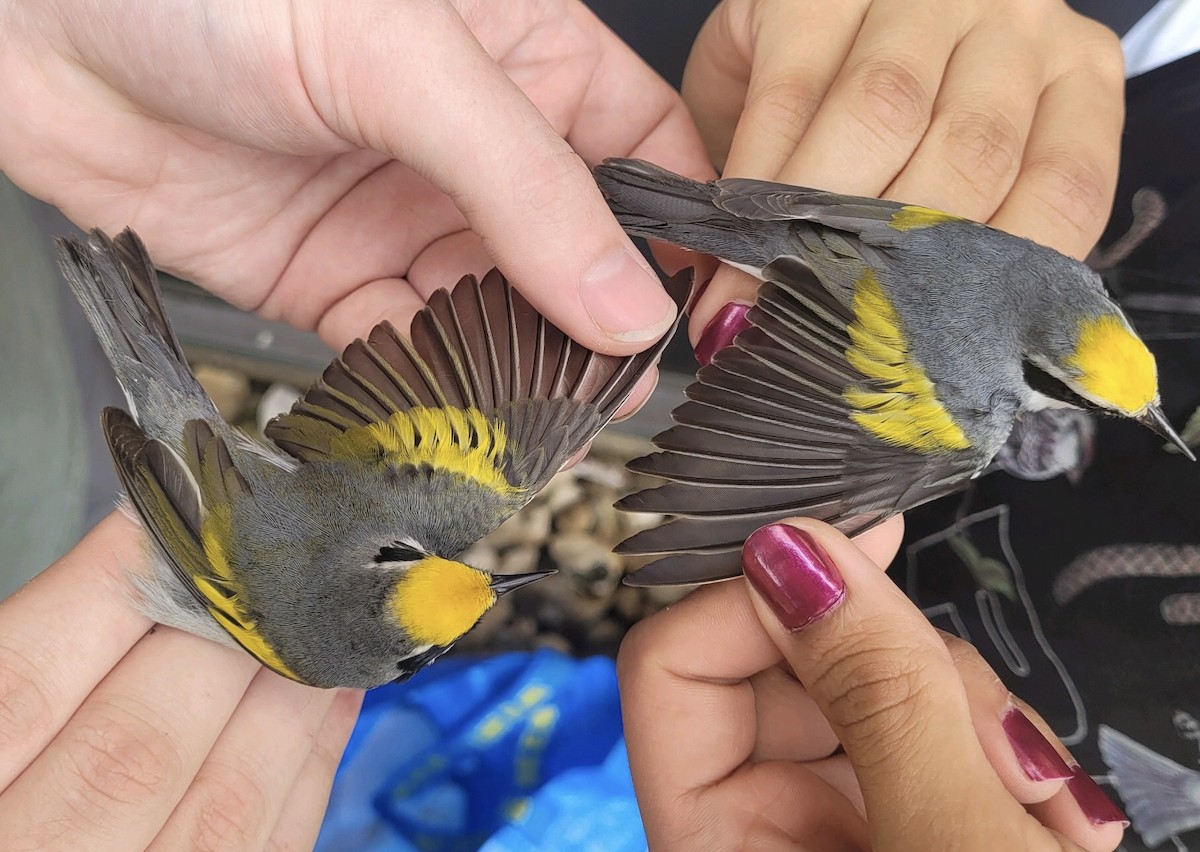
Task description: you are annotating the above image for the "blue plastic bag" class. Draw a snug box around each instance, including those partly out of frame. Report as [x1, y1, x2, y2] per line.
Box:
[316, 651, 641, 851]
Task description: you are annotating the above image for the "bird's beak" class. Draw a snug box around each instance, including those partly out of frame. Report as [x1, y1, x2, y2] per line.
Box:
[490, 569, 557, 596]
[1138, 405, 1196, 461]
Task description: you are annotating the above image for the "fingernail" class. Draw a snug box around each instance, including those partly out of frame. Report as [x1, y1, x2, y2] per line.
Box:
[694, 302, 752, 366]
[743, 524, 845, 631]
[1066, 763, 1129, 827]
[1001, 707, 1074, 782]
[582, 249, 677, 343]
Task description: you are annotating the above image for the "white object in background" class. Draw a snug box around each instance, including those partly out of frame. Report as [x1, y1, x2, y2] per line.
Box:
[1123, 0, 1200, 76]
[257, 383, 304, 435]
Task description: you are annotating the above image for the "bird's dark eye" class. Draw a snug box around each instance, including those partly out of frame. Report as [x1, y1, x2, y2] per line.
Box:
[375, 542, 425, 563]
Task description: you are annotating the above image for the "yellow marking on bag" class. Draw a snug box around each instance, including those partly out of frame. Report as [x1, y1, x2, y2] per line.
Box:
[331, 407, 517, 494]
[844, 270, 970, 452]
[889, 205, 963, 231]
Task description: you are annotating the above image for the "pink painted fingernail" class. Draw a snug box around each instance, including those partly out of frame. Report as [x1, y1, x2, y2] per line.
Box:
[743, 524, 845, 631]
[694, 302, 752, 366]
[1001, 708, 1074, 782]
[1066, 763, 1129, 827]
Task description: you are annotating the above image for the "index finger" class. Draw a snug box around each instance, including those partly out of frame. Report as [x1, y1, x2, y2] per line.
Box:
[0, 512, 151, 792]
[616, 519, 903, 834]
[740, 520, 1126, 849]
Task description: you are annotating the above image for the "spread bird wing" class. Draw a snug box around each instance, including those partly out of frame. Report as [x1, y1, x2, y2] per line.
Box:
[266, 268, 691, 500]
[617, 258, 990, 586]
[104, 408, 302, 680]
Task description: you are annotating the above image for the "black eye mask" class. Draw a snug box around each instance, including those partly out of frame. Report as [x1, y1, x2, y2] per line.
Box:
[1021, 359, 1105, 413]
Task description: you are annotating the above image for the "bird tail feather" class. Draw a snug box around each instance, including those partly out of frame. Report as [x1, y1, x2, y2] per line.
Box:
[57, 229, 216, 439]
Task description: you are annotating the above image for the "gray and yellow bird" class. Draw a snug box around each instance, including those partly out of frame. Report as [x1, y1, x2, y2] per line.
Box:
[60, 228, 688, 688]
[593, 158, 1193, 587]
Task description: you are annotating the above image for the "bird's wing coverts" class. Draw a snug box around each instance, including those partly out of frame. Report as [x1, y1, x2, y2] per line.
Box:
[618, 260, 986, 586]
[713, 178, 961, 247]
[266, 268, 691, 495]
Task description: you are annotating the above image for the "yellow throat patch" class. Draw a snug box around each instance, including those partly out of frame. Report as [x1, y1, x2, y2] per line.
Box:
[1069, 315, 1157, 415]
[843, 270, 971, 453]
[330, 407, 516, 495]
[389, 556, 496, 647]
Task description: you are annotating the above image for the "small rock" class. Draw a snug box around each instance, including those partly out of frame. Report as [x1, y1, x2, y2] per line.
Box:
[613, 585, 645, 622]
[458, 544, 499, 575]
[256, 383, 303, 434]
[462, 594, 514, 646]
[194, 364, 251, 421]
[619, 510, 666, 537]
[588, 619, 625, 656]
[644, 583, 695, 608]
[500, 545, 541, 576]
[540, 472, 585, 513]
[548, 533, 622, 599]
[482, 505, 552, 550]
[553, 501, 595, 534]
[592, 500, 622, 544]
[570, 457, 627, 489]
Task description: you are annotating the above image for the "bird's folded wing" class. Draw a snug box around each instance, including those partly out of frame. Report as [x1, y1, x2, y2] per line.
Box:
[106, 408, 300, 679]
[618, 260, 985, 587]
[265, 268, 691, 495]
[713, 177, 967, 246]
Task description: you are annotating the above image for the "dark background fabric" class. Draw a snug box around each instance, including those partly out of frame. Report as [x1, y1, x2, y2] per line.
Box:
[588, 2, 1199, 847]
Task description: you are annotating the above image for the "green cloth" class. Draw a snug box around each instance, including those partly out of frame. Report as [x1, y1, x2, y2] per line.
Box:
[0, 174, 88, 598]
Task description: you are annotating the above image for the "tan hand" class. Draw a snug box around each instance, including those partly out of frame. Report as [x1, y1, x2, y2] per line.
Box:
[681, 0, 1124, 338]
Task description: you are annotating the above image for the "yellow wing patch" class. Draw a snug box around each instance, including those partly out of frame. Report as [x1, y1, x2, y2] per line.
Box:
[199, 503, 301, 680]
[844, 270, 971, 453]
[330, 407, 518, 495]
[1069, 314, 1158, 415]
[889, 205, 963, 232]
[388, 556, 496, 647]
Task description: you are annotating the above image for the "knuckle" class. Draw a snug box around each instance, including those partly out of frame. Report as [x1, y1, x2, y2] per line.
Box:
[847, 56, 932, 139]
[1067, 17, 1125, 82]
[940, 107, 1023, 190]
[1023, 150, 1113, 241]
[60, 698, 183, 811]
[748, 78, 823, 147]
[186, 763, 269, 852]
[506, 144, 601, 250]
[809, 637, 937, 759]
[0, 643, 55, 761]
[941, 633, 1006, 693]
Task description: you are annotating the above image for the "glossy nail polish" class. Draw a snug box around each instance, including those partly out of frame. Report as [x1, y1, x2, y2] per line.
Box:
[694, 302, 752, 366]
[742, 524, 845, 630]
[1066, 763, 1130, 827]
[1001, 708, 1074, 782]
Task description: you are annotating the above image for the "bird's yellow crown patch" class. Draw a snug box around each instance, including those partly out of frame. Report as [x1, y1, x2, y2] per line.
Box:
[843, 270, 971, 453]
[199, 502, 301, 680]
[1069, 315, 1157, 415]
[331, 407, 517, 494]
[388, 556, 496, 647]
[889, 205, 963, 232]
